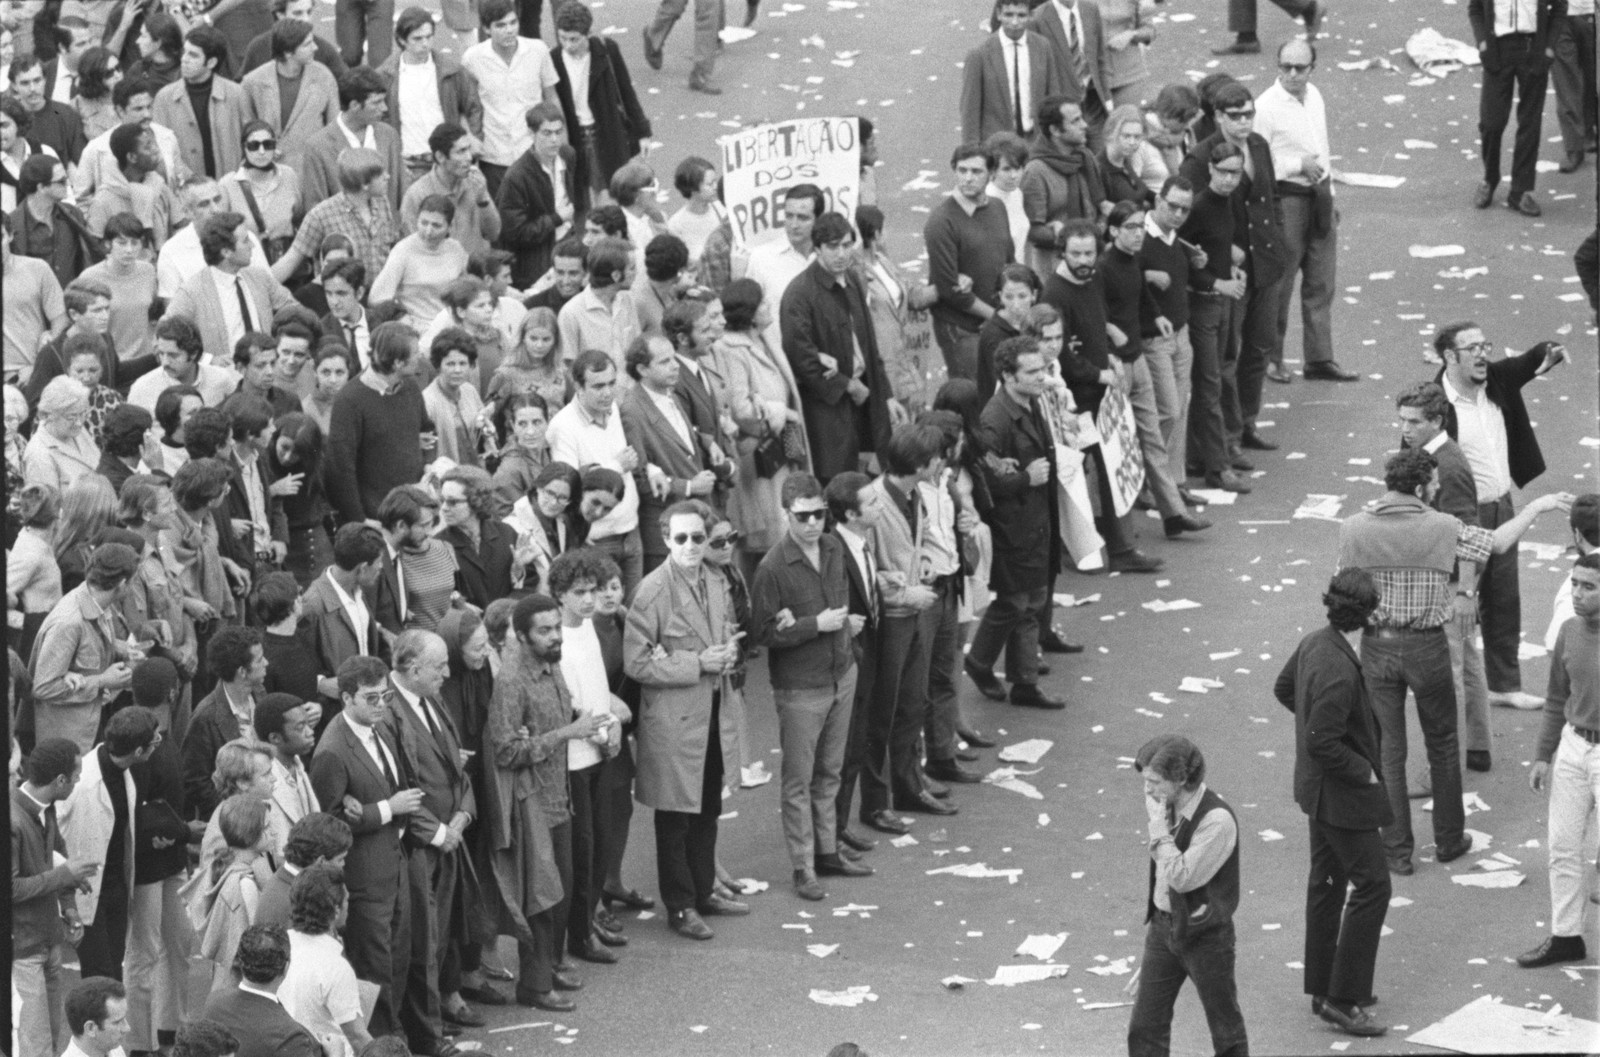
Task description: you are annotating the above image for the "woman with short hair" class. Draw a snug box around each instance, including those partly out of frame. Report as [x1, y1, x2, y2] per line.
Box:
[421, 326, 486, 468]
[22, 377, 101, 493]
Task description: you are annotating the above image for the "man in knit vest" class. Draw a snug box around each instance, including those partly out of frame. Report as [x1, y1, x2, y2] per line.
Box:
[1337, 448, 1573, 877]
[1128, 735, 1246, 1057]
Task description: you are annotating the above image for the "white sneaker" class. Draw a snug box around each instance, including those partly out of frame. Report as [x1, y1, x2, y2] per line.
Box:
[1488, 690, 1545, 710]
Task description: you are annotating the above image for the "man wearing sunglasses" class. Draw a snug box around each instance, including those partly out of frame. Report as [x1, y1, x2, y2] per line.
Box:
[1434, 322, 1569, 711]
[1254, 40, 1358, 384]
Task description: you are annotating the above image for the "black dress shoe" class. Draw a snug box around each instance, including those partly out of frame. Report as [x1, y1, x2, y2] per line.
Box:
[923, 776, 950, 798]
[1035, 661, 1051, 676]
[863, 809, 910, 835]
[837, 842, 862, 861]
[551, 970, 583, 992]
[817, 853, 873, 877]
[1560, 151, 1585, 173]
[1472, 181, 1494, 208]
[1465, 749, 1491, 772]
[1164, 513, 1212, 538]
[903, 791, 958, 816]
[687, 78, 723, 95]
[441, 1004, 485, 1028]
[794, 869, 826, 901]
[1516, 934, 1587, 968]
[457, 984, 509, 1006]
[555, 960, 576, 974]
[593, 922, 628, 947]
[642, 37, 663, 71]
[744, 0, 761, 27]
[958, 727, 996, 748]
[573, 939, 618, 964]
[1387, 856, 1414, 876]
[670, 908, 715, 940]
[925, 759, 982, 784]
[516, 990, 575, 1012]
[1303, 361, 1360, 382]
[1311, 995, 1378, 1015]
[1229, 453, 1255, 472]
[1266, 363, 1294, 384]
[601, 886, 656, 911]
[1178, 486, 1205, 506]
[1205, 471, 1253, 494]
[593, 905, 623, 932]
[1010, 683, 1066, 709]
[1110, 550, 1164, 573]
[963, 658, 1007, 699]
[1039, 630, 1085, 654]
[839, 828, 877, 852]
[1240, 430, 1278, 451]
[955, 748, 980, 762]
[1435, 834, 1473, 863]
[1211, 37, 1262, 54]
[698, 892, 750, 915]
[1318, 1000, 1388, 1037]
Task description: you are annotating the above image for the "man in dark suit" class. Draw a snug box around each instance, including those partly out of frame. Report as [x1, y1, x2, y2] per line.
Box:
[1274, 569, 1393, 1038]
[200, 925, 321, 1057]
[255, 811, 354, 928]
[181, 625, 268, 820]
[618, 334, 717, 573]
[781, 211, 898, 483]
[1027, 0, 1113, 152]
[961, 0, 1065, 144]
[310, 655, 425, 1042]
[1468, 0, 1569, 215]
[664, 298, 738, 503]
[498, 102, 587, 291]
[551, 3, 651, 196]
[1433, 324, 1567, 709]
[372, 486, 439, 654]
[299, 523, 385, 723]
[221, 394, 289, 575]
[387, 630, 483, 1046]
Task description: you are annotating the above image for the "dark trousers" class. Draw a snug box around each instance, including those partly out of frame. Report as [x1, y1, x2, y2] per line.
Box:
[1363, 628, 1465, 862]
[837, 626, 878, 833]
[344, 849, 410, 1038]
[517, 820, 572, 997]
[565, 763, 604, 952]
[968, 584, 1047, 686]
[653, 695, 723, 913]
[1127, 914, 1248, 1057]
[1227, 0, 1313, 34]
[1480, 36, 1551, 197]
[400, 846, 443, 1054]
[516, 0, 562, 41]
[595, 737, 637, 887]
[480, 162, 509, 204]
[1186, 292, 1233, 476]
[1552, 15, 1598, 154]
[1476, 494, 1523, 692]
[1236, 277, 1279, 433]
[1304, 818, 1390, 1005]
[862, 610, 933, 814]
[921, 579, 963, 763]
[1273, 195, 1336, 368]
[78, 878, 130, 979]
[1088, 444, 1135, 555]
[335, 0, 394, 67]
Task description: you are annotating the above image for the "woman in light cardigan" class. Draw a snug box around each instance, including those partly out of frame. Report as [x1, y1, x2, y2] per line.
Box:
[421, 326, 486, 468]
[22, 377, 101, 494]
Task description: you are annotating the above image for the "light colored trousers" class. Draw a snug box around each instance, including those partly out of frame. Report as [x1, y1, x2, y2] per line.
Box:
[1548, 726, 1600, 937]
[126, 875, 194, 1048]
[646, 0, 721, 81]
[1125, 355, 1186, 519]
[13, 947, 65, 1057]
[775, 665, 858, 871]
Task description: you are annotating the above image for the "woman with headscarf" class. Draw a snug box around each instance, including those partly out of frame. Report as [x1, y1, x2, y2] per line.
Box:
[220, 119, 303, 265]
[22, 377, 101, 493]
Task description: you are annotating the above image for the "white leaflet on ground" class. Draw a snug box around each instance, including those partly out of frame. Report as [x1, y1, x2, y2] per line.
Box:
[1015, 932, 1068, 961]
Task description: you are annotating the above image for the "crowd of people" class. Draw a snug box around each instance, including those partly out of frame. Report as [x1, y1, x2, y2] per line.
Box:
[4, 0, 1597, 1055]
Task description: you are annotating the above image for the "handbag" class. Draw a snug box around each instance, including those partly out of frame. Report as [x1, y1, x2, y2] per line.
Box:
[236, 178, 290, 263]
[753, 429, 786, 478]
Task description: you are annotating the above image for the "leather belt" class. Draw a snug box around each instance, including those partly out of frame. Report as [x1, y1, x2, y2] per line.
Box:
[1573, 725, 1600, 746]
[1364, 625, 1445, 639]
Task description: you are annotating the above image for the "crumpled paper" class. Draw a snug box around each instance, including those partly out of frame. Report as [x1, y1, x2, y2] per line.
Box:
[808, 985, 877, 1007]
[1406, 28, 1482, 76]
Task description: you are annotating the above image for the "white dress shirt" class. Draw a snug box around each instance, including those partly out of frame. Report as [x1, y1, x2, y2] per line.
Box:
[336, 115, 378, 152]
[645, 384, 695, 450]
[344, 715, 398, 823]
[545, 399, 641, 539]
[325, 568, 372, 645]
[1254, 80, 1331, 187]
[235, 448, 272, 552]
[558, 618, 609, 771]
[1442, 374, 1512, 501]
[158, 225, 265, 299]
[390, 681, 452, 846]
[1494, 0, 1541, 35]
[565, 47, 594, 127]
[1002, 33, 1033, 132]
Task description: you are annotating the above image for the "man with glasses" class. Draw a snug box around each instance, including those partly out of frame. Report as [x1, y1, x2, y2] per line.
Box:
[1254, 40, 1357, 383]
[752, 473, 869, 902]
[1434, 322, 1569, 710]
[1179, 81, 1287, 461]
[7, 153, 98, 289]
[1468, 0, 1566, 215]
[624, 500, 749, 940]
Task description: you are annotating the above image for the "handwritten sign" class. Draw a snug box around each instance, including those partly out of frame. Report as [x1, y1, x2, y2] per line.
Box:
[718, 117, 862, 247]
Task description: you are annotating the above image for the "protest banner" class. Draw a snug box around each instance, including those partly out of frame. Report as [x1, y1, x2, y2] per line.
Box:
[717, 117, 862, 248]
[1096, 384, 1145, 518]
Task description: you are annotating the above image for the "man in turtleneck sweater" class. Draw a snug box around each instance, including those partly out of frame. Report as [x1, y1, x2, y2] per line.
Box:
[152, 26, 246, 182]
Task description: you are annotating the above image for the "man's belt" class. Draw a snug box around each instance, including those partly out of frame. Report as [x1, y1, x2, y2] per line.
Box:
[1572, 725, 1600, 746]
[1364, 625, 1445, 638]
[1275, 181, 1315, 198]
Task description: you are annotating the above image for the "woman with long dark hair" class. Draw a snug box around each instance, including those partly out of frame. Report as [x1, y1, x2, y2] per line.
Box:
[488, 391, 549, 512]
[72, 46, 123, 139]
[267, 411, 329, 588]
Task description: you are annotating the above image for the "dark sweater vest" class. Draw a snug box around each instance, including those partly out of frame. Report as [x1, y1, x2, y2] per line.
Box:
[1145, 787, 1240, 945]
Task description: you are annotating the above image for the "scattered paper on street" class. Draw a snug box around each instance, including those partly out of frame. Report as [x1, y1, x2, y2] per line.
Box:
[1294, 495, 1346, 521]
[998, 739, 1053, 764]
[717, 26, 756, 42]
[808, 985, 878, 1007]
[1086, 957, 1135, 976]
[737, 879, 770, 893]
[1187, 489, 1238, 506]
[1409, 243, 1466, 258]
[1451, 871, 1525, 889]
[807, 944, 839, 958]
[1405, 28, 1482, 75]
[890, 833, 918, 847]
[926, 862, 1023, 883]
[942, 975, 978, 990]
[1407, 995, 1600, 1054]
[1338, 172, 1406, 189]
[983, 766, 1045, 799]
[1015, 933, 1068, 961]
[1259, 829, 1285, 842]
[986, 964, 1069, 986]
[1144, 599, 1203, 612]
[1083, 1001, 1135, 1011]
[1179, 676, 1224, 694]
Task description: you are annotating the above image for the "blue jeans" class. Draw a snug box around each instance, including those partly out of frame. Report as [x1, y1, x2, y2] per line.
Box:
[1185, 293, 1233, 476]
[1128, 913, 1249, 1057]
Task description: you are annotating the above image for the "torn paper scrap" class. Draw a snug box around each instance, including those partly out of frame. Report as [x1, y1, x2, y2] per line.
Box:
[1474, 858, 1514, 871]
[998, 739, 1053, 765]
[1210, 650, 1241, 661]
[809, 986, 878, 1007]
[807, 944, 839, 958]
[1423, 792, 1491, 816]
[1085, 957, 1135, 976]
[1259, 829, 1285, 842]
[986, 964, 1070, 986]
[1185, 488, 1238, 506]
[926, 862, 1024, 883]
[942, 975, 978, 990]
[1405, 28, 1482, 76]
[1016, 933, 1068, 962]
[717, 26, 756, 42]
[1337, 56, 1400, 71]
[1406, 994, 1600, 1055]
[1293, 494, 1346, 521]
[1451, 871, 1525, 889]
[1390, 896, 1414, 908]
[1083, 1001, 1136, 1011]
[736, 878, 770, 893]
[1338, 172, 1406, 189]
[1038, 813, 1051, 826]
[1179, 676, 1224, 694]
[1409, 243, 1466, 258]
[1144, 598, 1203, 613]
[1402, 139, 1437, 150]
[890, 833, 918, 847]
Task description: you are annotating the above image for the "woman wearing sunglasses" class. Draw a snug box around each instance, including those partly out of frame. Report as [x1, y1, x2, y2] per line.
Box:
[220, 119, 302, 264]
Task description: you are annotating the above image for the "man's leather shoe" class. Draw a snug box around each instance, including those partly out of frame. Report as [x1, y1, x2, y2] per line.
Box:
[442, 1004, 484, 1028]
[956, 748, 980, 762]
[1312, 995, 1378, 1015]
[517, 990, 575, 1012]
[1211, 37, 1261, 54]
[835, 842, 862, 861]
[1510, 191, 1541, 217]
[1178, 486, 1205, 506]
[1319, 1001, 1388, 1036]
[1304, 0, 1325, 38]
[573, 939, 618, 964]
[744, 0, 760, 27]
[1039, 630, 1084, 654]
[1266, 363, 1294, 384]
[1435, 835, 1474, 863]
[688, 78, 723, 95]
[925, 759, 982, 784]
[1516, 934, 1587, 968]
[1387, 856, 1414, 876]
[1035, 662, 1051, 676]
[1465, 750, 1491, 772]
[1164, 514, 1213, 538]
[1472, 181, 1494, 208]
[1205, 471, 1252, 494]
[1560, 151, 1585, 173]
[1303, 361, 1360, 381]
[840, 828, 877, 852]
[555, 959, 576, 974]
[1241, 430, 1278, 451]
[958, 727, 996, 748]
[699, 893, 750, 916]
[794, 869, 826, 901]
[1110, 550, 1164, 573]
[601, 886, 656, 911]
[1229, 453, 1255, 472]
[817, 853, 873, 877]
[551, 970, 583, 992]
[593, 922, 628, 947]
[593, 905, 623, 932]
[642, 38, 663, 70]
[670, 909, 714, 940]
[903, 791, 958, 816]
[457, 984, 509, 1006]
[1010, 683, 1066, 709]
[963, 658, 1007, 700]
[863, 809, 910, 835]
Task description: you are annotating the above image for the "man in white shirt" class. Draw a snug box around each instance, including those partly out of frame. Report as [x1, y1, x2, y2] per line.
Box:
[61, 977, 131, 1057]
[547, 349, 645, 595]
[128, 316, 239, 413]
[745, 183, 821, 355]
[557, 237, 640, 374]
[1253, 40, 1351, 383]
[156, 179, 263, 299]
[461, 0, 560, 198]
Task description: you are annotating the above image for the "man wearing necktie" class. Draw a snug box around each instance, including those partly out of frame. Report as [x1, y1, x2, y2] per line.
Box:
[960, 1, 1066, 151]
[1030, 0, 1113, 153]
[311, 656, 426, 1045]
[164, 211, 298, 371]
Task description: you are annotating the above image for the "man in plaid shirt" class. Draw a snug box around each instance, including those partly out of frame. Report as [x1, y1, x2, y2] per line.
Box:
[1337, 448, 1573, 876]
